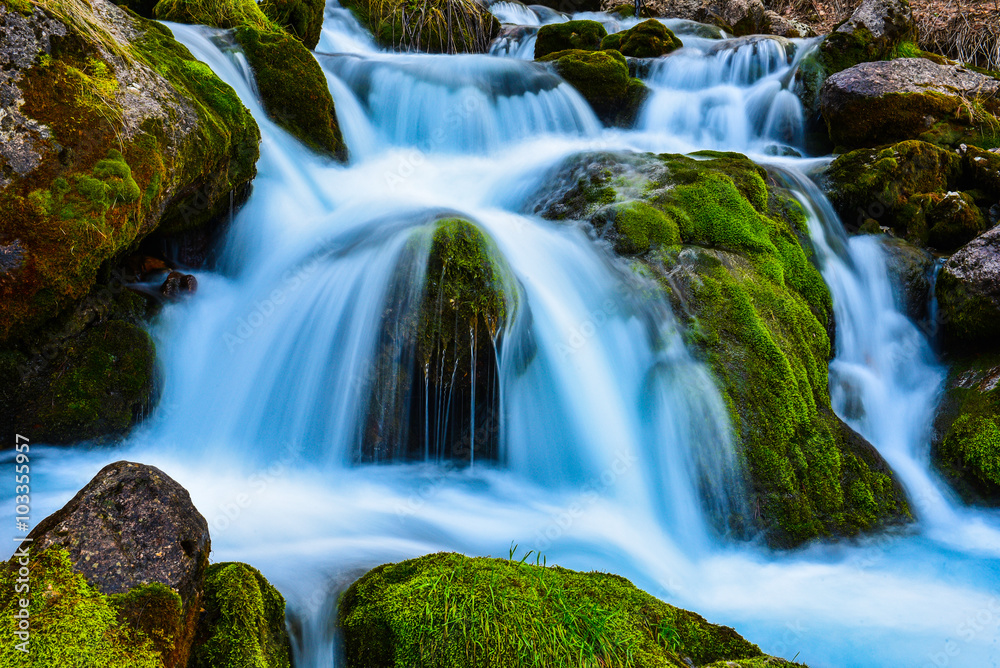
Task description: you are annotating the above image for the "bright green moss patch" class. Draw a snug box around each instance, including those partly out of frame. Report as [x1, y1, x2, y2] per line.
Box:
[110, 583, 186, 662]
[533, 150, 910, 545]
[534, 20, 607, 59]
[537, 48, 647, 126]
[0, 547, 163, 668]
[945, 415, 1000, 488]
[339, 552, 802, 668]
[189, 563, 292, 668]
[600, 20, 682, 59]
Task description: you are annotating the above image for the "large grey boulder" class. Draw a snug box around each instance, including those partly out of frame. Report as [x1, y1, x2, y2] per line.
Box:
[27, 461, 211, 600]
[820, 58, 1000, 148]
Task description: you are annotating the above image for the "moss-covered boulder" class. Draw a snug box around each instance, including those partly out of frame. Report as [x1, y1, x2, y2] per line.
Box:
[261, 0, 325, 49]
[341, 0, 500, 53]
[932, 353, 1000, 505]
[339, 552, 808, 667]
[189, 562, 292, 668]
[819, 58, 1000, 150]
[0, 547, 173, 667]
[820, 140, 991, 250]
[601, 19, 682, 58]
[817, 0, 915, 75]
[154, 0, 347, 158]
[533, 19, 607, 59]
[0, 0, 258, 345]
[537, 48, 650, 127]
[936, 225, 1000, 346]
[362, 218, 516, 462]
[529, 150, 911, 546]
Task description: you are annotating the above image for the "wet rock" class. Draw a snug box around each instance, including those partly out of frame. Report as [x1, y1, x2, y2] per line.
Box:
[818, 0, 915, 74]
[936, 225, 1000, 346]
[0, 0, 259, 345]
[881, 236, 935, 324]
[601, 19, 683, 58]
[526, 150, 911, 547]
[819, 58, 1000, 149]
[933, 353, 1000, 505]
[534, 19, 607, 58]
[161, 270, 199, 299]
[537, 49, 649, 126]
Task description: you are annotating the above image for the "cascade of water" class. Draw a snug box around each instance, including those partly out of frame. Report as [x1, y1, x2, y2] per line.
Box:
[7, 6, 1000, 668]
[640, 35, 813, 154]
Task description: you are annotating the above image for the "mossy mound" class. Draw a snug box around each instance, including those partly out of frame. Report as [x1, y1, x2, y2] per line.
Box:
[341, 0, 500, 53]
[932, 353, 1000, 504]
[0, 547, 171, 667]
[533, 19, 607, 59]
[9, 319, 156, 444]
[531, 151, 911, 546]
[360, 217, 516, 463]
[600, 19, 682, 59]
[235, 26, 347, 158]
[0, 0, 259, 345]
[537, 48, 649, 126]
[261, 0, 326, 49]
[155, 0, 346, 158]
[339, 552, 807, 668]
[822, 141, 998, 251]
[189, 562, 292, 668]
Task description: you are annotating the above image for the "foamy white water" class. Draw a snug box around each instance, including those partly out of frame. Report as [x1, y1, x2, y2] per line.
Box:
[4, 6, 1000, 668]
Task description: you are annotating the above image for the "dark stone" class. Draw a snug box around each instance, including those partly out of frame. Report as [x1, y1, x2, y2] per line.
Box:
[26, 461, 211, 600]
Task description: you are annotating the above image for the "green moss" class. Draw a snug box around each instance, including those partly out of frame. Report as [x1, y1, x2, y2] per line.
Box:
[933, 353, 1000, 503]
[110, 583, 185, 661]
[539, 48, 647, 126]
[935, 272, 1000, 346]
[536, 150, 910, 545]
[0, 547, 163, 667]
[15, 320, 156, 444]
[189, 562, 292, 668]
[417, 218, 513, 368]
[339, 552, 790, 668]
[260, 0, 325, 49]
[341, 0, 499, 53]
[611, 200, 681, 254]
[533, 20, 607, 59]
[600, 20, 682, 58]
[235, 25, 346, 159]
[925, 191, 987, 251]
[823, 140, 962, 242]
[154, 0, 273, 29]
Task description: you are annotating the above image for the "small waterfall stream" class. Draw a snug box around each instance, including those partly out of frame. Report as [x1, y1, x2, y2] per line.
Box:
[6, 5, 1000, 668]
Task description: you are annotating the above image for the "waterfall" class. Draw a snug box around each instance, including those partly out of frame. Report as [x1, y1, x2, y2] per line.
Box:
[6, 5, 1000, 668]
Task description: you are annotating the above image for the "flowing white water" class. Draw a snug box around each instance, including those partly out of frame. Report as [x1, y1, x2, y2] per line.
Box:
[6, 6, 1000, 668]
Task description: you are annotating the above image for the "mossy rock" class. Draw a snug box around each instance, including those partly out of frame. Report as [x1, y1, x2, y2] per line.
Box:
[0, 0, 259, 345]
[339, 552, 807, 667]
[537, 48, 649, 126]
[7, 319, 156, 444]
[155, 0, 346, 158]
[341, 0, 500, 53]
[261, 0, 326, 49]
[816, 0, 915, 75]
[935, 225, 1000, 347]
[932, 353, 1000, 504]
[600, 19, 682, 59]
[0, 547, 173, 667]
[530, 150, 911, 546]
[821, 140, 963, 243]
[235, 25, 347, 159]
[533, 19, 607, 59]
[925, 191, 987, 251]
[189, 562, 292, 668]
